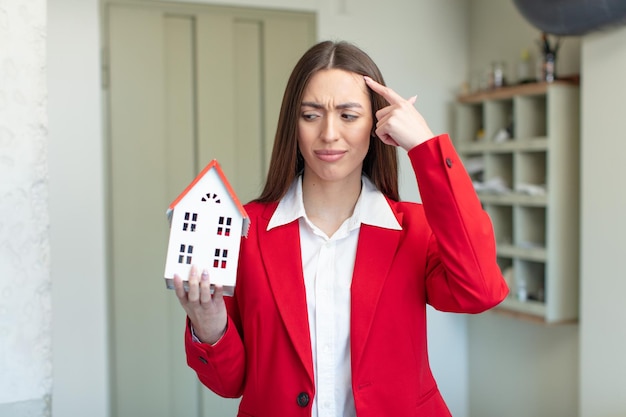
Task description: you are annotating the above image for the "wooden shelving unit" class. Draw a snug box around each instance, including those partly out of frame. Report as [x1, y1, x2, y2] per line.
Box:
[455, 81, 580, 323]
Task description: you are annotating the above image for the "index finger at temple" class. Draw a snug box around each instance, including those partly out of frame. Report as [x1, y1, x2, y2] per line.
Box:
[364, 76, 405, 104]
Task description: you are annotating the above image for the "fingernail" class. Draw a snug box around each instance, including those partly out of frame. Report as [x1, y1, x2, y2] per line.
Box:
[201, 269, 209, 281]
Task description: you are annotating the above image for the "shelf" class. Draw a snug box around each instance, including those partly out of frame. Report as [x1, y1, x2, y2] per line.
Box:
[455, 81, 580, 323]
[497, 244, 547, 262]
[458, 138, 548, 153]
[457, 80, 578, 103]
[496, 297, 546, 318]
[478, 193, 547, 206]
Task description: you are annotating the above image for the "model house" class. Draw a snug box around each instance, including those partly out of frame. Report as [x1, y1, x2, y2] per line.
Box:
[163, 160, 250, 295]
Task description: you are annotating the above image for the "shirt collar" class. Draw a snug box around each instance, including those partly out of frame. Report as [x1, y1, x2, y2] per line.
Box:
[267, 175, 402, 231]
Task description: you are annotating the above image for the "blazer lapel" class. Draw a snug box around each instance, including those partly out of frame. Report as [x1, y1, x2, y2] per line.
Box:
[257, 205, 315, 382]
[350, 217, 403, 370]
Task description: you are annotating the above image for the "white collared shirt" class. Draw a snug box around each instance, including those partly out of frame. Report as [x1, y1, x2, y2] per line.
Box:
[268, 176, 401, 417]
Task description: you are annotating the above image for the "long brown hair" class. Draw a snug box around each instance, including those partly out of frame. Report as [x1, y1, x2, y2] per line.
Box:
[255, 40, 399, 203]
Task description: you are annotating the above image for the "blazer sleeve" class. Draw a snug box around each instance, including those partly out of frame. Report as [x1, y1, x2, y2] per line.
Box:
[408, 133, 509, 313]
[184, 296, 246, 398]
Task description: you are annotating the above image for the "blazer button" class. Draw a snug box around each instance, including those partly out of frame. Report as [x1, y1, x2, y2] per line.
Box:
[446, 157, 453, 168]
[296, 392, 310, 407]
[198, 356, 208, 364]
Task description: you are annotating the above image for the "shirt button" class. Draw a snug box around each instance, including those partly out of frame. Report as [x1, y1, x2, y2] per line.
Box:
[296, 392, 310, 407]
[446, 157, 453, 168]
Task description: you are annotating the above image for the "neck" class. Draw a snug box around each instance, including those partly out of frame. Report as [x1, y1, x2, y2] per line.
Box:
[301, 174, 362, 237]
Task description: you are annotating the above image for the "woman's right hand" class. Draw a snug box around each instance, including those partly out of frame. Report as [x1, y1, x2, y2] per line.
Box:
[174, 265, 228, 345]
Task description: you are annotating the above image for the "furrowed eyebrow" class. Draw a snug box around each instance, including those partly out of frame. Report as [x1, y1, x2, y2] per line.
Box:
[300, 101, 324, 109]
[336, 102, 363, 110]
[300, 101, 363, 110]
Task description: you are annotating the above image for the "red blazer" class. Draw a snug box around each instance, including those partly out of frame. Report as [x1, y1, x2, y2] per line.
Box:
[184, 134, 508, 417]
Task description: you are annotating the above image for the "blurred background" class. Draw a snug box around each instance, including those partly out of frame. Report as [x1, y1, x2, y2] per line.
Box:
[1, 0, 624, 416]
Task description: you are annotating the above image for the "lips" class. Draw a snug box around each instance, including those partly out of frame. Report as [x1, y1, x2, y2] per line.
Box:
[314, 149, 346, 162]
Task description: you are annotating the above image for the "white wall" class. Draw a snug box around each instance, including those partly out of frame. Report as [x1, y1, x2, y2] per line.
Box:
[465, 1, 581, 417]
[41, 0, 626, 415]
[466, 2, 626, 417]
[0, 0, 51, 416]
[580, 26, 626, 417]
[47, 0, 472, 416]
[48, 1, 110, 417]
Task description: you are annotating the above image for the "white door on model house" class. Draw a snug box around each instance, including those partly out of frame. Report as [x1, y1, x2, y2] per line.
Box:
[104, 1, 316, 416]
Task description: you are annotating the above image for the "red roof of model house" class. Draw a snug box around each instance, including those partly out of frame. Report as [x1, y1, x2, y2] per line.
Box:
[167, 159, 250, 234]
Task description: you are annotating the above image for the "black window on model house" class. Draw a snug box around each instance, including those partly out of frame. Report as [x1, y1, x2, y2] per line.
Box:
[213, 248, 228, 269]
[177, 244, 193, 264]
[182, 212, 198, 232]
[202, 192, 221, 204]
[217, 216, 232, 237]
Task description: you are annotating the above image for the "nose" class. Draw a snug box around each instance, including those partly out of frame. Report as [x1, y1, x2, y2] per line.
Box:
[320, 115, 339, 141]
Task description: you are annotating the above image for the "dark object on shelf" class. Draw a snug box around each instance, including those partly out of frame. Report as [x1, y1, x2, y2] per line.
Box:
[538, 33, 560, 82]
[513, 0, 626, 36]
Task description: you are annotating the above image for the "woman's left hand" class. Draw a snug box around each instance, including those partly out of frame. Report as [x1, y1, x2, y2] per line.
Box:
[364, 76, 435, 151]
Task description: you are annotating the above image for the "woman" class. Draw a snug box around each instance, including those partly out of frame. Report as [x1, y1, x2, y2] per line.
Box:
[174, 40, 508, 417]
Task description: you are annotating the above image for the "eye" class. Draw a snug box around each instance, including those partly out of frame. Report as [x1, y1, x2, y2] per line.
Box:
[341, 113, 358, 121]
[301, 112, 319, 121]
